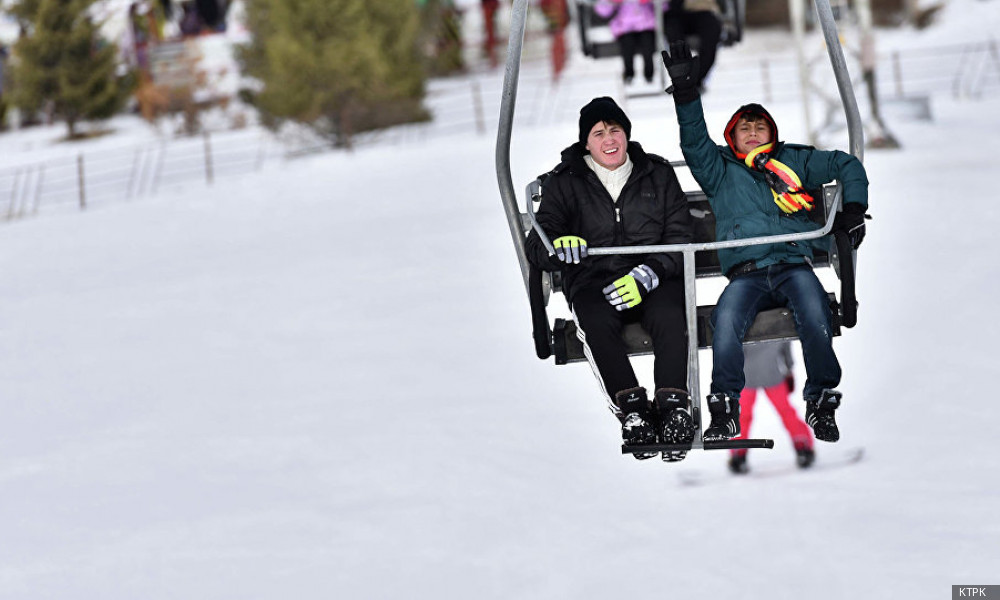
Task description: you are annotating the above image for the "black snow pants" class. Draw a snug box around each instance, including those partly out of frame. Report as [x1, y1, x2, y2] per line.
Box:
[570, 277, 688, 414]
[617, 30, 656, 82]
[663, 10, 722, 86]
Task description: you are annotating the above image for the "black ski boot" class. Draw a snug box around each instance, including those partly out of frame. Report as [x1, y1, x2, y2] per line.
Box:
[653, 387, 695, 462]
[794, 441, 816, 468]
[615, 387, 657, 460]
[805, 389, 841, 442]
[728, 451, 749, 475]
[703, 392, 741, 442]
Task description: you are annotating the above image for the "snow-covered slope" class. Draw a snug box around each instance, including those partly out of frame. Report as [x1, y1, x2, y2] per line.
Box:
[0, 2, 997, 598]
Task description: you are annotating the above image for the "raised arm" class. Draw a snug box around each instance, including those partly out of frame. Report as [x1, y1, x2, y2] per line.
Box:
[662, 41, 727, 196]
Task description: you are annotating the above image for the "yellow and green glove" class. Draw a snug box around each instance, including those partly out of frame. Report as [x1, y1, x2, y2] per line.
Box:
[603, 265, 659, 311]
[553, 235, 588, 265]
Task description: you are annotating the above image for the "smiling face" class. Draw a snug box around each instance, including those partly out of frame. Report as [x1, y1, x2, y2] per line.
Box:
[733, 116, 773, 155]
[585, 121, 628, 170]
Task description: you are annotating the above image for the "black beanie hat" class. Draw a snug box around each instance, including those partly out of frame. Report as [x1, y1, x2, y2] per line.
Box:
[578, 96, 631, 145]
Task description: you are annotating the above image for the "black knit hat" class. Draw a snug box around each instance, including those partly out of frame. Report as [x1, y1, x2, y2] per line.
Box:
[578, 97, 632, 145]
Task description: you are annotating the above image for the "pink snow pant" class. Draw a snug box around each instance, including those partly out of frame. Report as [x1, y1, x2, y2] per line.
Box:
[730, 382, 813, 455]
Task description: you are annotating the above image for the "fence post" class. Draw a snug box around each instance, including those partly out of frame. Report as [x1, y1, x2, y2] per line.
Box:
[32, 165, 45, 215]
[17, 168, 30, 218]
[472, 80, 486, 135]
[761, 59, 773, 103]
[151, 142, 166, 195]
[980, 39, 1000, 98]
[77, 154, 87, 210]
[203, 131, 214, 185]
[126, 147, 141, 199]
[8, 168, 21, 220]
[892, 50, 903, 97]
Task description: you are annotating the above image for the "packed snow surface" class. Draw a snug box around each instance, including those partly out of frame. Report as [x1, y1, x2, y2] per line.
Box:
[0, 1, 997, 598]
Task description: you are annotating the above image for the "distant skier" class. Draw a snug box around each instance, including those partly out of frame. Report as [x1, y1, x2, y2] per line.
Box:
[728, 341, 814, 474]
[525, 97, 695, 462]
[539, 0, 570, 81]
[662, 40, 870, 444]
[594, 0, 658, 85]
[481, 0, 500, 67]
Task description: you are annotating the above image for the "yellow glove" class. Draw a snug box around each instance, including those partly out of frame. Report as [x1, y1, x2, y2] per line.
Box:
[602, 265, 659, 311]
[553, 236, 588, 264]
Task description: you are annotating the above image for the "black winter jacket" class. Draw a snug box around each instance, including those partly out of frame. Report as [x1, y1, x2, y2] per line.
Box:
[526, 141, 693, 304]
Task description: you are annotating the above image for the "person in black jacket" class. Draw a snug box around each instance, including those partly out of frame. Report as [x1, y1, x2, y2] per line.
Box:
[526, 97, 695, 461]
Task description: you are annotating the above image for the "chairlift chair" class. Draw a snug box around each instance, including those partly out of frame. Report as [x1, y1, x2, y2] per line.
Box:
[497, 0, 864, 456]
[525, 179, 849, 365]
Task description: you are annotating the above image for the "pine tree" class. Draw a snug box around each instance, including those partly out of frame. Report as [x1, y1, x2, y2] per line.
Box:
[239, 0, 428, 149]
[8, 0, 130, 138]
[418, 0, 465, 77]
[6, 0, 44, 30]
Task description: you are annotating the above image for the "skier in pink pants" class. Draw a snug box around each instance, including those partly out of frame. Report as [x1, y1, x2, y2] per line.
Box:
[729, 341, 815, 474]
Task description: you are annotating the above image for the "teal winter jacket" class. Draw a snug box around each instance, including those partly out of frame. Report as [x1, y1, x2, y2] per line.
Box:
[675, 97, 868, 275]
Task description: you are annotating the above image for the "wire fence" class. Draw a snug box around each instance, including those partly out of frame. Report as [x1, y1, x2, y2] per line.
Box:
[0, 128, 282, 221]
[709, 38, 1000, 103]
[367, 36, 1000, 147]
[1, 36, 996, 224]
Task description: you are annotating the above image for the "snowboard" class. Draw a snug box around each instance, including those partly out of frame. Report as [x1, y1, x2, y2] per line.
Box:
[677, 446, 865, 486]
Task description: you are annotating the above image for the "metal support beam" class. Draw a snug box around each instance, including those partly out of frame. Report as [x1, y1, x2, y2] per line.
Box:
[683, 249, 703, 450]
[496, 0, 532, 295]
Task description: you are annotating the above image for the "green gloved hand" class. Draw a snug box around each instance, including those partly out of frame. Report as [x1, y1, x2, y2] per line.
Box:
[553, 235, 588, 265]
[602, 265, 659, 311]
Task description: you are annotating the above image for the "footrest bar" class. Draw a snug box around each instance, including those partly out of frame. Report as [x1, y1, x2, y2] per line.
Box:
[622, 438, 774, 454]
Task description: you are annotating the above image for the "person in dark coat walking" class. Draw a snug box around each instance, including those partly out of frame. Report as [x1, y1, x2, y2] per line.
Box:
[526, 97, 695, 462]
[663, 0, 722, 89]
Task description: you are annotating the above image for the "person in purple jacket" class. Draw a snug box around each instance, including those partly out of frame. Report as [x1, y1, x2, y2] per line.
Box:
[595, 0, 658, 84]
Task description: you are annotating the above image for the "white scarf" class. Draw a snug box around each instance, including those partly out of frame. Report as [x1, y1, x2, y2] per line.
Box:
[584, 154, 633, 202]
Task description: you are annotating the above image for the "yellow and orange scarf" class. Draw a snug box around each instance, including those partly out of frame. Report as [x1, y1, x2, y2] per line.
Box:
[743, 143, 814, 214]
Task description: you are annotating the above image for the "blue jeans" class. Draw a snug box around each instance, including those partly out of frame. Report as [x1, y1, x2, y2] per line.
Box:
[710, 263, 841, 399]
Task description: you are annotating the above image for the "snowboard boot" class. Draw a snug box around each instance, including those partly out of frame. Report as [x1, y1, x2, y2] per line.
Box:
[805, 389, 842, 443]
[615, 387, 657, 460]
[728, 451, 749, 475]
[794, 440, 816, 469]
[653, 387, 695, 463]
[703, 392, 741, 442]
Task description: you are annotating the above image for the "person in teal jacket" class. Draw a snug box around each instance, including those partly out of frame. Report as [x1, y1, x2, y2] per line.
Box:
[661, 40, 870, 445]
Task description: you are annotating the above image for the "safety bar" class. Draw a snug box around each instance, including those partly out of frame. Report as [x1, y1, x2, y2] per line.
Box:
[526, 179, 843, 257]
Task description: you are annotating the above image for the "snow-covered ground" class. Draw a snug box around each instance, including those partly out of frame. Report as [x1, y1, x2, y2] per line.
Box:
[1, 2, 998, 599]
